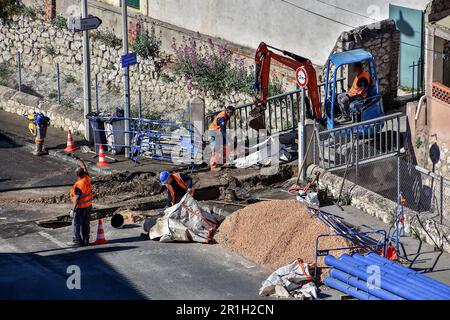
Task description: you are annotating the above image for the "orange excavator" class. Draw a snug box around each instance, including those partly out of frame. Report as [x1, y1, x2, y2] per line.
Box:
[250, 42, 322, 130]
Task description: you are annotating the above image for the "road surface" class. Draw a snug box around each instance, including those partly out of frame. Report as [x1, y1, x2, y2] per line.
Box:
[0, 132, 269, 300]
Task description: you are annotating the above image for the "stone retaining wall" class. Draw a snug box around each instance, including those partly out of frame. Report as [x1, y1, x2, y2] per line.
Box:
[0, 14, 252, 117]
[0, 85, 84, 133]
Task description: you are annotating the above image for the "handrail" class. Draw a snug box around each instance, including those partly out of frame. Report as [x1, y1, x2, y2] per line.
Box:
[319, 112, 403, 134]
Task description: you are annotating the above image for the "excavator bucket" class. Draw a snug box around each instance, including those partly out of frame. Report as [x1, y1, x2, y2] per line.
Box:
[249, 103, 266, 131]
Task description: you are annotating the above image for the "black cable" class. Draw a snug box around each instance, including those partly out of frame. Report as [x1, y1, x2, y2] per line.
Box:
[280, 0, 448, 58]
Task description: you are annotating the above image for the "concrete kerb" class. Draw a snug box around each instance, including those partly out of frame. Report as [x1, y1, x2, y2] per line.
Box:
[0, 127, 112, 175]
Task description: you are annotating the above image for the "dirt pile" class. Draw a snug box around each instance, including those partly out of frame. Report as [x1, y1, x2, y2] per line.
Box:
[215, 200, 349, 272]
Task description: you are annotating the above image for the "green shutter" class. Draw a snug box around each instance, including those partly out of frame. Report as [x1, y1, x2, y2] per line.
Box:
[127, 0, 140, 9]
[389, 4, 424, 88]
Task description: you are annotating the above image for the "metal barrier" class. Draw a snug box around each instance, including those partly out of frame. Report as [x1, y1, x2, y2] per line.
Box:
[205, 78, 346, 143]
[89, 116, 199, 164]
[315, 112, 403, 172]
[314, 230, 387, 279]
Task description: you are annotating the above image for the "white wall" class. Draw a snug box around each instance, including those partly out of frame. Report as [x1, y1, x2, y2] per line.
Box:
[146, 0, 430, 65]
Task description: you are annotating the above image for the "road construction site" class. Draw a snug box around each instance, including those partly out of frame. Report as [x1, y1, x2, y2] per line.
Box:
[1, 109, 450, 300]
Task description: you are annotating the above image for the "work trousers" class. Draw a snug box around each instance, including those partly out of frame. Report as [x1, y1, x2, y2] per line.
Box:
[72, 206, 92, 245]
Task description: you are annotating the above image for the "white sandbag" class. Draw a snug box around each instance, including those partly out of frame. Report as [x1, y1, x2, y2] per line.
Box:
[259, 259, 318, 300]
[233, 136, 290, 168]
[149, 193, 218, 243]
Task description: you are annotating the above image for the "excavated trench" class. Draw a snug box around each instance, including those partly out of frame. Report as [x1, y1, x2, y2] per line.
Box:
[31, 163, 296, 229]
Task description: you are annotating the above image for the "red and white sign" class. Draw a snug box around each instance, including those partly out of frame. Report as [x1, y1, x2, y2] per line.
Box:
[296, 67, 308, 88]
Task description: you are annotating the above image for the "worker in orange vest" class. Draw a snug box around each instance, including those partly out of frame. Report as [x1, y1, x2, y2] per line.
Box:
[69, 155, 93, 247]
[337, 62, 371, 121]
[209, 106, 236, 170]
[160, 171, 195, 207]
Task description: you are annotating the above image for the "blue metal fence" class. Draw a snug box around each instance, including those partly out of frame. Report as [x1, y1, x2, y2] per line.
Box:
[89, 116, 199, 164]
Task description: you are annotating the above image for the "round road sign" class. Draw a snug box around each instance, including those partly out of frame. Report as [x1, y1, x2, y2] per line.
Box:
[296, 67, 308, 88]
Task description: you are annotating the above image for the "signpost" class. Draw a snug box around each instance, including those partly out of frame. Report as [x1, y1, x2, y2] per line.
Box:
[67, 2, 103, 142]
[67, 15, 102, 32]
[296, 67, 308, 88]
[121, 52, 137, 68]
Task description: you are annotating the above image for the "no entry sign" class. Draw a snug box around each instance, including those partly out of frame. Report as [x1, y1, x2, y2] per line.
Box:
[296, 67, 308, 88]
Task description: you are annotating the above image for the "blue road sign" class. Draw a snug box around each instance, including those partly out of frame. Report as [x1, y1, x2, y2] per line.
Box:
[121, 52, 137, 68]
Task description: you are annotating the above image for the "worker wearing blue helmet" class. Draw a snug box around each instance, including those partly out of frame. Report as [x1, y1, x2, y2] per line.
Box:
[160, 171, 195, 207]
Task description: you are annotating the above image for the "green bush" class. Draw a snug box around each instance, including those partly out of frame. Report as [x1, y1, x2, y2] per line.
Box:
[64, 74, 76, 84]
[0, 0, 23, 23]
[20, 4, 44, 19]
[51, 15, 67, 30]
[131, 25, 162, 59]
[92, 29, 121, 48]
[172, 37, 285, 100]
[48, 91, 58, 100]
[0, 62, 13, 86]
[43, 45, 56, 56]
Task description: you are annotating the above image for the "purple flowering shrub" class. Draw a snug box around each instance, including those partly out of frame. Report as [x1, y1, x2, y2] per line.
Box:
[171, 37, 283, 99]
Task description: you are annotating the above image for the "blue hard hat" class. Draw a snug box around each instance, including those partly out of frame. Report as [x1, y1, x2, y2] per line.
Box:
[160, 171, 170, 184]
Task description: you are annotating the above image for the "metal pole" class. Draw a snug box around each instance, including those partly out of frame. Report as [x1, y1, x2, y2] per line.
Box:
[440, 176, 444, 224]
[95, 74, 99, 113]
[56, 63, 61, 105]
[299, 88, 306, 181]
[81, 0, 92, 141]
[138, 89, 142, 119]
[16, 52, 22, 92]
[121, 0, 131, 158]
[397, 116, 401, 209]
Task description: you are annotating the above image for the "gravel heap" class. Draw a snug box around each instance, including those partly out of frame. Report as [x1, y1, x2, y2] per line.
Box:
[216, 200, 349, 271]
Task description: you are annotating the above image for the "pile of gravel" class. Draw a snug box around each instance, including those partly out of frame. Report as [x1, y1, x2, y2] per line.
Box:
[216, 200, 349, 273]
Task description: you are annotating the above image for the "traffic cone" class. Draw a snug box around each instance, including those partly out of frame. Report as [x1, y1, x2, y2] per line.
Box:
[96, 145, 109, 167]
[64, 130, 77, 152]
[93, 219, 108, 245]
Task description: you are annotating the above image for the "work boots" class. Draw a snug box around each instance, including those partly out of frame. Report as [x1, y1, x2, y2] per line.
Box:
[32, 143, 46, 156]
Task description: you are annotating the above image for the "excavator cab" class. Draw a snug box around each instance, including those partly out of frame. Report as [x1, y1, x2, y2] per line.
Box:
[324, 49, 384, 130]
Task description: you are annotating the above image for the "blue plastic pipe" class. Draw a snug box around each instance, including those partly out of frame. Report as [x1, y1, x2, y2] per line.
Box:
[360, 253, 450, 299]
[367, 252, 450, 295]
[324, 276, 380, 300]
[325, 255, 431, 300]
[340, 254, 447, 300]
[329, 269, 404, 300]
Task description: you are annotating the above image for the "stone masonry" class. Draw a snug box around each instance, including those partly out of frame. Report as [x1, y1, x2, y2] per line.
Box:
[0, 14, 253, 119]
[333, 19, 400, 100]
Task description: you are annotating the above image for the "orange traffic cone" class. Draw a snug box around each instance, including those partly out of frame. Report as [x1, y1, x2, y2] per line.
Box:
[93, 219, 108, 245]
[64, 130, 77, 152]
[96, 145, 109, 167]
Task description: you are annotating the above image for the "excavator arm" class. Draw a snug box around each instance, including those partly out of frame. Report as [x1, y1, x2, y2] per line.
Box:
[253, 42, 322, 120]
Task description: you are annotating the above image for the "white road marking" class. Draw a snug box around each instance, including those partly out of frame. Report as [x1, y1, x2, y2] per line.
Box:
[38, 231, 75, 252]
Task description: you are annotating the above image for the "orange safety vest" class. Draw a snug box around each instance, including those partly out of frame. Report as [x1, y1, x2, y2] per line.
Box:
[167, 173, 195, 206]
[71, 175, 93, 209]
[348, 71, 370, 98]
[209, 111, 229, 131]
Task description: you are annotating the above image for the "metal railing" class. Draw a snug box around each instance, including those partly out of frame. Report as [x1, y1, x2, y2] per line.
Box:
[89, 116, 199, 164]
[205, 78, 346, 143]
[315, 112, 403, 172]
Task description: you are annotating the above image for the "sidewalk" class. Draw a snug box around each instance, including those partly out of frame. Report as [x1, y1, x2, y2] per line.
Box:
[0, 109, 189, 175]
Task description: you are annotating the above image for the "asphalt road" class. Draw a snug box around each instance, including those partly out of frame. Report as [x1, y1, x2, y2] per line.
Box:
[0, 221, 268, 300]
[0, 133, 76, 191]
[0, 131, 270, 300]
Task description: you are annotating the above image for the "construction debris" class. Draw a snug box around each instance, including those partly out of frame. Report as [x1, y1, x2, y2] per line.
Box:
[148, 193, 218, 243]
[215, 200, 349, 274]
[259, 259, 318, 300]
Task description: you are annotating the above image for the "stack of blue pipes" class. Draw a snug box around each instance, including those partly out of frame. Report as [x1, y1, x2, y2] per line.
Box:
[324, 252, 450, 300]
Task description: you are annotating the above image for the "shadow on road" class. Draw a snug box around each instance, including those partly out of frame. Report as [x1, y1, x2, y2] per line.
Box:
[0, 245, 148, 300]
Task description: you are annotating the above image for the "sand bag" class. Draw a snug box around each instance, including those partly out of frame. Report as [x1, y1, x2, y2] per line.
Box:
[259, 259, 318, 300]
[149, 193, 218, 243]
[233, 136, 290, 169]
